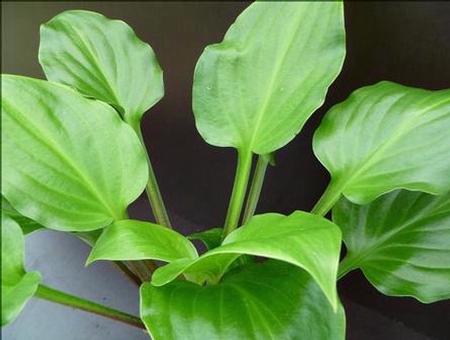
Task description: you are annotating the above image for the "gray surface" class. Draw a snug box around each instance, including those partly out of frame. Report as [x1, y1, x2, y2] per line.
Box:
[2, 230, 148, 340]
[1, 228, 432, 340]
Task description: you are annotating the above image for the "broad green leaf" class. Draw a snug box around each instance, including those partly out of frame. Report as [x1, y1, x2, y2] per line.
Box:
[87, 219, 198, 264]
[2, 196, 43, 235]
[141, 260, 346, 340]
[1, 75, 148, 232]
[334, 190, 450, 303]
[39, 10, 163, 127]
[193, 2, 345, 154]
[313, 81, 450, 205]
[2, 214, 42, 326]
[188, 227, 223, 250]
[152, 212, 342, 309]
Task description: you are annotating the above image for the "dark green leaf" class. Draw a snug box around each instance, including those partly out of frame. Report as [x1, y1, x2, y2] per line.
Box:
[193, 2, 345, 154]
[2, 196, 43, 235]
[2, 214, 41, 326]
[314, 81, 450, 205]
[87, 219, 198, 264]
[334, 190, 450, 303]
[141, 260, 345, 340]
[152, 212, 342, 309]
[39, 10, 163, 126]
[188, 228, 223, 250]
[2, 75, 148, 232]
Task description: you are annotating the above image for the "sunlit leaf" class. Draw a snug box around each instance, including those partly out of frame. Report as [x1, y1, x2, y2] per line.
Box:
[39, 10, 163, 127]
[87, 219, 198, 264]
[2, 75, 148, 232]
[152, 212, 342, 309]
[314, 81, 450, 206]
[193, 2, 345, 154]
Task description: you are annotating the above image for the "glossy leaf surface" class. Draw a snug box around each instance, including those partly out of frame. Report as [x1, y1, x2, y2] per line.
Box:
[314, 81, 450, 205]
[2, 75, 148, 231]
[152, 212, 342, 309]
[142, 261, 345, 340]
[193, 2, 345, 154]
[39, 10, 163, 126]
[334, 190, 450, 303]
[2, 215, 41, 326]
[87, 220, 198, 264]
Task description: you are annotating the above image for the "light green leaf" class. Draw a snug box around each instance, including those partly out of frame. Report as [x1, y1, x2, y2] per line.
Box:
[87, 219, 198, 265]
[2, 214, 42, 326]
[141, 260, 346, 340]
[334, 190, 450, 303]
[1, 75, 148, 232]
[152, 212, 342, 309]
[2, 196, 43, 235]
[193, 2, 345, 154]
[39, 10, 163, 127]
[313, 81, 450, 206]
[188, 228, 223, 250]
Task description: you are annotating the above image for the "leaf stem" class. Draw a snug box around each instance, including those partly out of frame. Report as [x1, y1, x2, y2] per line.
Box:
[222, 149, 253, 238]
[133, 125, 172, 228]
[242, 155, 269, 224]
[34, 284, 145, 329]
[311, 179, 343, 216]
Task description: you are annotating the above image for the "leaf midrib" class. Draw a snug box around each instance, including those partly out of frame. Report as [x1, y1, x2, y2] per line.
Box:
[3, 99, 121, 221]
[345, 194, 448, 271]
[339, 98, 450, 194]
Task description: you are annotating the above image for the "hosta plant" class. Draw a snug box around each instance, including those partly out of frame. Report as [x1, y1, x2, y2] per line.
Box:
[2, 2, 449, 339]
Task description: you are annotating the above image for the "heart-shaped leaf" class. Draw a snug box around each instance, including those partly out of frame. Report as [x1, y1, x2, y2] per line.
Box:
[1, 75, 148, 232]
[193, 2, 345, 154]
[152, 212, 342, 309]
[334, 190, 450, 303]
[2, 214, 41, 326]
[87, 219, 198, 264]
[313, 81, 450, 212]
[39, 10, 163, 127]
[141, 260, 345, 340]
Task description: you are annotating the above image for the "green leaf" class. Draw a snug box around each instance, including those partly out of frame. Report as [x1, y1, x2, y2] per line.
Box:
[2, 214, 42, 326]
[313, 81, 450, 206]
[334, 190, 450, 303]
[39, 10, 163, 127]
[193, 2, 345, 154]
[1, 75, 148, 232]
[188, 228, 223, 250]
[87, 219, 198, 265]
[2, 196, 43, 235]
[141, 260, 345, 340]
[152, 212, 342, 309]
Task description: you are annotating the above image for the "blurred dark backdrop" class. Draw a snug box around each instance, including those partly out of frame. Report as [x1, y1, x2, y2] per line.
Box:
[2, 2, 450, 339]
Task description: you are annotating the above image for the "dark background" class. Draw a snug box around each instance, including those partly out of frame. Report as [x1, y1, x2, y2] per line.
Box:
[2, 2, 450, 339]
